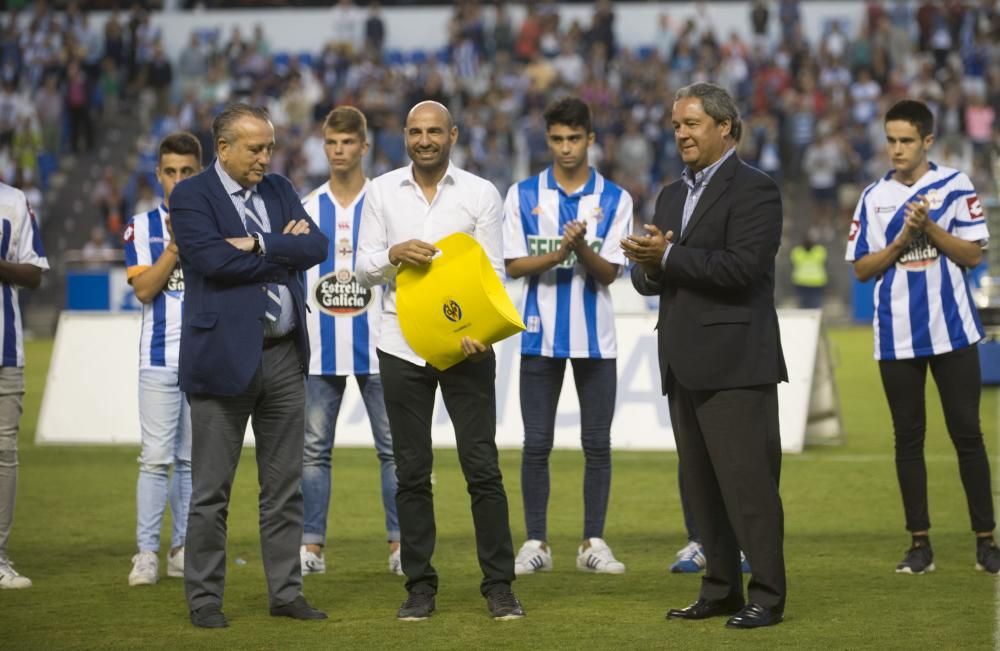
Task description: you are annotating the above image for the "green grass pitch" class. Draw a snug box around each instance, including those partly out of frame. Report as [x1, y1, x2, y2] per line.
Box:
[2, 327, 997, 649]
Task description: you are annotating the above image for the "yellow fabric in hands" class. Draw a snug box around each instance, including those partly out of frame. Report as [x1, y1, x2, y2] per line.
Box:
[397, 232, 525, 370]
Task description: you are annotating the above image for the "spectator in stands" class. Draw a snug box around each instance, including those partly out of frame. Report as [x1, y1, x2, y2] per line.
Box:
[81, 224, 114, 267]
[365, 1, 386, 56]
[177, 33, 208, 99]
[35, 75, 62, 154]
[0, 180, 48, 590]
[803, 121, 845, 235]
[64, 59, 93, 153]
[514, 2, 543, 62]
[146, 42, 173, 118]
[330, 0, 363, 55]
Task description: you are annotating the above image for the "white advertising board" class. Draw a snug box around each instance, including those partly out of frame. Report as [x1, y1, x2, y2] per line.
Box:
[37, 307, 823, 452]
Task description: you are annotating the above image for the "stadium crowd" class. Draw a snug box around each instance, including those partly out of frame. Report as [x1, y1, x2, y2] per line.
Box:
[0, 0, 998, 249]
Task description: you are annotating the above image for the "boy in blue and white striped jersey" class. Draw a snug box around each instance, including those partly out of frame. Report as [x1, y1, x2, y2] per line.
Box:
[299, 106, 400, 577]
[0, 181, 48, 590]
[123, 132, 202, 586]
[503, 97, 633, 576]
[846, 99, 1000, 576]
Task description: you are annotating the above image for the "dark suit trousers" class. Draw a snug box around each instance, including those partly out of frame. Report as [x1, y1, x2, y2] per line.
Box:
[377, 349, 515, 597]
[668, 375, 786, 611]
[185, 336, 306, 611]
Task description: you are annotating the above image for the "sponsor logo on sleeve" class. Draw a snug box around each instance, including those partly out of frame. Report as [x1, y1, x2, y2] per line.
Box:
[967, 195, 984, 220]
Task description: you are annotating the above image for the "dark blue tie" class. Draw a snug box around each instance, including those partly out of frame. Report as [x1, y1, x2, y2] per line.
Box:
[240, 191, 281, 323]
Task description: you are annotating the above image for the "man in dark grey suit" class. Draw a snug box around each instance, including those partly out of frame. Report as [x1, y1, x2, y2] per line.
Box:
[622, 82, 787, 629]
[170, 103, 329, 628]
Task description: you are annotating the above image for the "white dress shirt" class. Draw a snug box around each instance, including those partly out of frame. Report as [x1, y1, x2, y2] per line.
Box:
[356, 162, 504, 366]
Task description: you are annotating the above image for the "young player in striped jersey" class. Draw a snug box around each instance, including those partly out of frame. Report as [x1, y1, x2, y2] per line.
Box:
[299, 106, 401, 576]
[123, 132, 202, 586]
[0, 182, 47, 589]
[503, 97, 633, 575]
[846, 99, 1000, 575]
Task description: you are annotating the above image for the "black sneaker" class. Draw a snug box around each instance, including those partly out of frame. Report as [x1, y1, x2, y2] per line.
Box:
[486, 588, 525, 620]
[895, 541, 935, 574]
[397, 592, 435, 621]
[976, 538, 1000, 574]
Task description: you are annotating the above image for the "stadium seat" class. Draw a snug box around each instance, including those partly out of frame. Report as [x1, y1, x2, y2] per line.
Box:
[272, 52, 290, 68]
[296, 52, 315, 70]
[408, 50, 428, 65]
[386, 49, 405, 67]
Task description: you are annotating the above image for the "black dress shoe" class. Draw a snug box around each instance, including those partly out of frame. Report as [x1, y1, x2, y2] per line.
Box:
[666, 595, 745, 620]
[270, 595, 328, 620]
[726, 603, 783, 629]
[190, 603, 229, 628]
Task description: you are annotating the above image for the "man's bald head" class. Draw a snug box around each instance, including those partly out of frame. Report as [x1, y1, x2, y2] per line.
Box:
[406, 101, 453, 130]
[405, 100, 458, 177]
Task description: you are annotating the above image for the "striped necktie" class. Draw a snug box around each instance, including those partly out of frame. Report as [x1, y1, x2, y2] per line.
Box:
[239, 190, 281, 323]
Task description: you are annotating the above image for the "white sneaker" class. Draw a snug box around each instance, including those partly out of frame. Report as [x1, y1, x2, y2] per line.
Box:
[300, 545, 326, 575]
[514, 539, 553, 575]
[388, 547, 404, 576]
[167, 547, 184, 578]
[128, 551, 159, 586]
[576, 538, 626, 574]
[0, 557, 32, 589]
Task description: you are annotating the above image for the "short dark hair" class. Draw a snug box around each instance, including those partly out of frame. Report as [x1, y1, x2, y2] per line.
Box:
[674, 82, 743, 143]
[323, 106, 368, 141]
[212, 102, 271, 150]
[159, 131, 202, 164]
[885, 99, 934, 138]
[543, 97, 593, 133]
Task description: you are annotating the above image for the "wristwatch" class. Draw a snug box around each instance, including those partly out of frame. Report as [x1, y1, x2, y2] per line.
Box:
[251, 232, 262, 255]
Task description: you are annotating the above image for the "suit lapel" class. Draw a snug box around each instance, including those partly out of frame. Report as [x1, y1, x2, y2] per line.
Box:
[206, 162, 248, 235]
[679, 154, 739, 244]
[259, 178, 286, 233]
[656, 182, 686, 238]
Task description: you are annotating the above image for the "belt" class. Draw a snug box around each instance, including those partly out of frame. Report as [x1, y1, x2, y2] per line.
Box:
[263, 332, 294, 349]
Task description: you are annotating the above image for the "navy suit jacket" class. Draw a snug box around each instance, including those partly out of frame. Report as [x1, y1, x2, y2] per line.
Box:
[169, 165, 329, 396]
[631, 154, 788, 393]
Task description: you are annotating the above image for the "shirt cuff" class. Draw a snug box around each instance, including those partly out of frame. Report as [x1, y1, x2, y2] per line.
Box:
[376, 249, 398, 274]
[659, 243, 672, 270]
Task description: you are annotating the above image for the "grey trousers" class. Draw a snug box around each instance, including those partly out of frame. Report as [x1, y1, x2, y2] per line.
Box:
[184, 337, 306, 611]
[0, 367, 24, 558]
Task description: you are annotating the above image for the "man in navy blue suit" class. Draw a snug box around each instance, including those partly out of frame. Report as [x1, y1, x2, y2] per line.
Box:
[169, 103, 329, 629]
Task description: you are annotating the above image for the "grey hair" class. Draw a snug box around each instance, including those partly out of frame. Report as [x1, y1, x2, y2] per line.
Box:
[674, 82, 742, 143]
[212, 103, 272, 150]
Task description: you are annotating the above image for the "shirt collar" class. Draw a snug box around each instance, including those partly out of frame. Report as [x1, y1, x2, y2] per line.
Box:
[400, 161, 457, 188]
[545, 166, 597, 197]
[214, 158, 256, 198]
[682, 146, 735, 191]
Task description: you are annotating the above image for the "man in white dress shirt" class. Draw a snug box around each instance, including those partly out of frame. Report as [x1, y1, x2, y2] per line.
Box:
[356, 101, 524, 622]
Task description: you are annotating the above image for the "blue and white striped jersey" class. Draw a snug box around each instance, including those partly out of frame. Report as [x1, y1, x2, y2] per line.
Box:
[301, 181, 381, 376]
[124, 204, 183, 369]
[503, 167, 633, 359]
[0, 183, 48, 368]
[845, 163, 988, 360]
